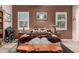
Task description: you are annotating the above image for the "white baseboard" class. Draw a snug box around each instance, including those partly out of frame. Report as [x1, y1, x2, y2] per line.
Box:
[61, 39, 72, 40]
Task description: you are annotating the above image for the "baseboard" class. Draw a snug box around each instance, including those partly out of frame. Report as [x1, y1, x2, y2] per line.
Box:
[61, 39, 73, 40]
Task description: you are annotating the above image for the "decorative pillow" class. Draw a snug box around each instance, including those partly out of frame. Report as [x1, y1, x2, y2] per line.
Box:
[52, 34, 58, 37]
[32, 28, 39, 33]
[28, 37, 41, 45]
[40, 37, 52, 44]
[40, 28, 47, 33]
[26, 29, 32, 34]
[37, 28, 41, 33]
[50, 27, 55, 33]
[20, 34, 29, 39]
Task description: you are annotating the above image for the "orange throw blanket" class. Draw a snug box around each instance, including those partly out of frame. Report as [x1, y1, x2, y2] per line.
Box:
[17, 44, 63, 52]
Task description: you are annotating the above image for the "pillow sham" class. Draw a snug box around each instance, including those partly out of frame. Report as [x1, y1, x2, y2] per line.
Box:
[28, 37, 41, 45]
[40, 37, 52, 44]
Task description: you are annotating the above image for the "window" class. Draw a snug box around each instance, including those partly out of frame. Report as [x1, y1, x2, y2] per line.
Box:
[18, 12, 29, 30]
[56, 12, 67, 30]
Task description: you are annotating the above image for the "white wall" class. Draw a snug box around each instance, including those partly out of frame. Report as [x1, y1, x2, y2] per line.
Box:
[2, 5, 12, 39]
[72, 6, 79, 41]
[72, 6, 76, 41]
[2, 5, 12, 29]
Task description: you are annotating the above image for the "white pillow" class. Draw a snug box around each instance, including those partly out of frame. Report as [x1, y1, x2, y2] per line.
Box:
[28, 37, 41, 45]
[40, 37, 52, 44]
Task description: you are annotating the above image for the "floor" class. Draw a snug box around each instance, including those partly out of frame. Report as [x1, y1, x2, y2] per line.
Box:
[0, 39, 18, 53]
[0, 39, 79, 53]
[61, 39, 79, 53]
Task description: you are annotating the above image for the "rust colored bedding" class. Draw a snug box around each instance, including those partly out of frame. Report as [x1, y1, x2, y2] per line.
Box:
[17, 44, 63, 53]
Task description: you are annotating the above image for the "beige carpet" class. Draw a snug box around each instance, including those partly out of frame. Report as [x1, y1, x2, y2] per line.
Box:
[0, 43, 17, 53]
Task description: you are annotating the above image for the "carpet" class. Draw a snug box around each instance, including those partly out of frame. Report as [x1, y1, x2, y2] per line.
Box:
[61, 43, 74, 53]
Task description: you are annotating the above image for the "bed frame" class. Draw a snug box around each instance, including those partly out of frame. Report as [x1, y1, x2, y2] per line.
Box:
[16, 32, 63, 53]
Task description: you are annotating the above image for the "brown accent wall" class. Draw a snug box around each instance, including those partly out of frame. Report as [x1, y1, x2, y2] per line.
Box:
[12, 5, 72, 39]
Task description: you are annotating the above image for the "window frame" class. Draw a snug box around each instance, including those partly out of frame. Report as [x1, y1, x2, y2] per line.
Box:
[55, 12, 67, 30]
[17, 12, 29, 30]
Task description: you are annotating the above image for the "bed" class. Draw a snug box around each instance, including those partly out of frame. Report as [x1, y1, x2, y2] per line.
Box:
[16, 28, 63, 53]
